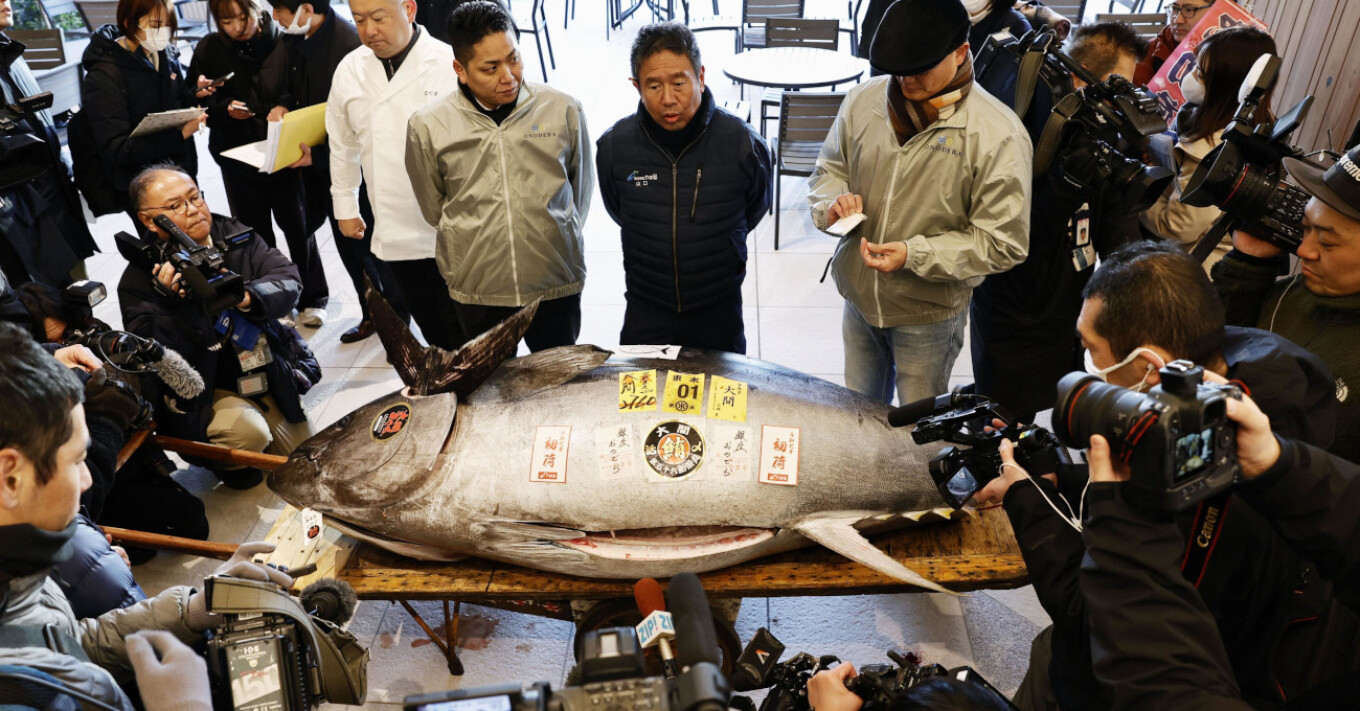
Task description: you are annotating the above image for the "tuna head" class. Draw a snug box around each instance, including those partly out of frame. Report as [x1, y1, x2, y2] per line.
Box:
[268, 389, 459, 517]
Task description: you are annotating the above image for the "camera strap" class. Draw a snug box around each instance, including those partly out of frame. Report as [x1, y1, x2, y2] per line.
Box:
[1180, 491, 1232, 588]
[1190, 214, 1235, 265]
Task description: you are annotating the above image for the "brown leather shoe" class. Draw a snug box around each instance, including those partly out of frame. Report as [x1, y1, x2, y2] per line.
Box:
[340, 319, 375, 344]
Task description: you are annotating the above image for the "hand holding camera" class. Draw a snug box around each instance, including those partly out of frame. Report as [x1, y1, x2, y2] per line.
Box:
[128, 631, 213, 711]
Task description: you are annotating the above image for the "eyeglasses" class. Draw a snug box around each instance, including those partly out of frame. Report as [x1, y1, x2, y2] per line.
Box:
[1166, 3, 1213, 19]
[140, 193, 205, 215]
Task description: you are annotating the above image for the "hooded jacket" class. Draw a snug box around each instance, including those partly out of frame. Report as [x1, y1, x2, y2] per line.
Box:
[405, 81, 592, 307]
[116, 215, 311, 441]
[808, 76, 1031, 327]
[596, 88, 772, 313]
[79, 25, 200, 195]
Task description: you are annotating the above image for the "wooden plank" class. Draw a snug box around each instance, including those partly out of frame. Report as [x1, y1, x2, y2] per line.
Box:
[338, 507, 1028, 601]
[1307, 1, 1360, 151]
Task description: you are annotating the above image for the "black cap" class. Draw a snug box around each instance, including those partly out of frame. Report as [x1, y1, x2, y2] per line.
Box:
[1285, 145, 1360, 222]
[868, 0, 970, 76]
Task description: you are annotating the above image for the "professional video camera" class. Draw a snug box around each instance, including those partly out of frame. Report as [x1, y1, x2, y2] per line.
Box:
[975, 27, 1173, 214]
[404, 574, 728, 711]
[0, 91, 54, 190]
[1054, 360, 1242, 513]
[1182, 55, 1319, 256]
[886, 393, 1072, 509]
[728, 627, 1015, 711]
[115, 215, 249, 313]
[203, 575, 368, 711]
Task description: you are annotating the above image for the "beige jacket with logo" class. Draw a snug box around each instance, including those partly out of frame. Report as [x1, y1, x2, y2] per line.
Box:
[809, 77, 1032, 327]
[406, 82, 592, 307]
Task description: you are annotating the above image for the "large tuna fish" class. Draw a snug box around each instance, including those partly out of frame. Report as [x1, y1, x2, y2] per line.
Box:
[268, 294, 957, 592]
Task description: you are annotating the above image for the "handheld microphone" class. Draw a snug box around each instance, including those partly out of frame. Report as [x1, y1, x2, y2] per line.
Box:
[886, 391, 978, 428]
[667, 573, 728, 711]
[634, 578, 679, 679]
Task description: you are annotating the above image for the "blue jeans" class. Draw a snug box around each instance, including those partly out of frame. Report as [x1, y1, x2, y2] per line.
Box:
[842, 301, 967, 405]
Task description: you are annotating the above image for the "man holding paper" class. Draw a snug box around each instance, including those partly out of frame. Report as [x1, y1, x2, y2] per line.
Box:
[326, 0, 465, 349]
[807, 0, 1030, 406]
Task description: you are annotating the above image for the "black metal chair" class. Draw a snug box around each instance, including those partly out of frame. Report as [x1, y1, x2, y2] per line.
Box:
[514, 0, 555, 80]
[772, 91, 845, 250]
[738, 0, 803, 52]
[759, 18, 840, 138]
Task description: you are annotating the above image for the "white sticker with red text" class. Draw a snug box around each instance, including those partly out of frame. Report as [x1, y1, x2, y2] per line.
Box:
[758, 426, 800, 486]
[530, 426, 571, 483]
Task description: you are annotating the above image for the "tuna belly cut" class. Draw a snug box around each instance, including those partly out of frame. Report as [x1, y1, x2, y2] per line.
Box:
[557, 525, 776, 561]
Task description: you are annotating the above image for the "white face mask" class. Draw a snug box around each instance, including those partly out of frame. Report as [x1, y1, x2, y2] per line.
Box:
[963, 0, 992, 22]
[1084, 346, 1164, 392]
[140, 25, 171, 52]
[281, 6, 312, 35]
[1180, 70, 1205, 106]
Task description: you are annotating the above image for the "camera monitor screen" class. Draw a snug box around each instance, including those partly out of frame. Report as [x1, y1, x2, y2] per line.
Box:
[1174, 427, 1215, 482]
[941, 466, 979, 509]
[416, 696, 513, 711]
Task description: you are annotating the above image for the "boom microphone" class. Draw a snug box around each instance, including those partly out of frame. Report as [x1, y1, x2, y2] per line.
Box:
[634, 578, 679, 679]
[667, 573, 728, 711]
[300, 578, 359, 626]
[887, 392, 979, 428]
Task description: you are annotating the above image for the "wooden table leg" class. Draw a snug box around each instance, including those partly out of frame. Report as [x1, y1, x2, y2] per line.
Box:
[399, 600, 465, 676]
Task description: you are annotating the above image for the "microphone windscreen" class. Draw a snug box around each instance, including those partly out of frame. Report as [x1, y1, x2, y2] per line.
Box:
[154, 346, 205, 399]
[634, 577, 666, 617]
[887, 394, 944, 428]
[668, 573, 719, 668]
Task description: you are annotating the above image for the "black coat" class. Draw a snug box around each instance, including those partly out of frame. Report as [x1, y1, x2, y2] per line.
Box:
[1005, 326, 1342, 709]
[117, 214, 307, 440]
[596, 90, 772, 313]
[189, 15, 289, 156]
[79, 25, 200, 195]
[274, 12, 361, 189]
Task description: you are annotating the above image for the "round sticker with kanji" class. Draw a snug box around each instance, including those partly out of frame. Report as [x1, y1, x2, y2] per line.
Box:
[371, 403, 412, 441]
[644, 421, 704, 479]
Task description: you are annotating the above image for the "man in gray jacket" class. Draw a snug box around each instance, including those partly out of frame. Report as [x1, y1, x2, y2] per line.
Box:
[809, 0, 1030, 405]
[406, 0, 592, 351]
[0, 322, 291, 710]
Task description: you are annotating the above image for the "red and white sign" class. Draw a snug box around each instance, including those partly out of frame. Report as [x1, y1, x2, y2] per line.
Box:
[758, 425, 800, 486]
[530, 426, 571, 483]
[1146, 1, 1268, 124]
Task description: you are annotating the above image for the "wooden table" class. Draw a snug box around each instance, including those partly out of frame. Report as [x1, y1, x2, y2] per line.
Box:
[720, 47, 869, 91]
[336, 506, 1025, 675]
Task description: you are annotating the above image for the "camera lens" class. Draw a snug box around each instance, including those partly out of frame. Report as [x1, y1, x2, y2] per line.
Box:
[1053, 372, 1157, 453]
[1110, 156, 1174, 214]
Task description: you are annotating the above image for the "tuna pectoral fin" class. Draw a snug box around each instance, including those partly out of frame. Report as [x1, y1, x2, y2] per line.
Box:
[790, 513, 956, 595]
[366, 280, 540, 397]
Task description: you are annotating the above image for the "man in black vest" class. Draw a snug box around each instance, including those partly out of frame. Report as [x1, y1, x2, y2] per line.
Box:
[596, 22, 772, 353]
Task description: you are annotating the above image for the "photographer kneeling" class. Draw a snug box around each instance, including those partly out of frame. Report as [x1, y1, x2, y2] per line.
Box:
[0, 322, 292, 711]
[1080, 391, 1360, 709]
[982, 240, 1338, 710]
[119, 164, 318, 490]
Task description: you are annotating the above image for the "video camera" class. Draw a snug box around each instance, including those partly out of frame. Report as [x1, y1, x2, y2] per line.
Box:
[404, 574, 728, 711]
[203, 575, 368, 710]
[1182, 55, 1318, 255]
[1054, 360, 1242, 513]
[975, 28, 1173, 214]
[0, 91, 54, 190]
[728, 627, 1014, 711]
[115, 215, 249, 314]
[887, 393, 1072, 509]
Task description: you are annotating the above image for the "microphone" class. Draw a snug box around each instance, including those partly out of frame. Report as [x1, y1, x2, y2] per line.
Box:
[300, 578, 359, 626]
[668, 573, 728, 711]
[634, 578, 679, 679]
[86, 330, 205, 399]
[886, 391, 976, 428]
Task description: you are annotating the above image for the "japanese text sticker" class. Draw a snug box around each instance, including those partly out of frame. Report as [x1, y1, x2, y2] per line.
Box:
[594, 424, 638, 481]
[711, 424, 754, 481]
[618, 370, 659, 412]
[530, 426, 571, 483]
[706, 376, 749, 423]
[758, 425, 800, 486]
[662, 371, 706, 415]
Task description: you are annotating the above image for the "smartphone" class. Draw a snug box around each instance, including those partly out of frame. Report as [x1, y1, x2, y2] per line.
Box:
[208, 72, 234, 88]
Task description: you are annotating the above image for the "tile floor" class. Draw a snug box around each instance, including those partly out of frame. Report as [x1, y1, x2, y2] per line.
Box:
[77, 0, 1060, 706]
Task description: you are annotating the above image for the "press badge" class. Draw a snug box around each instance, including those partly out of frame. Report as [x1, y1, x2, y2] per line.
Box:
[237, 371, 268, 397]
[1070, 203, 1095, 272]
[236, 334, 272, 372]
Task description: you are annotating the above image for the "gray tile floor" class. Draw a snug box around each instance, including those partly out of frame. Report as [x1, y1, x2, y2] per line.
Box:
[80, 1, 1051, 706]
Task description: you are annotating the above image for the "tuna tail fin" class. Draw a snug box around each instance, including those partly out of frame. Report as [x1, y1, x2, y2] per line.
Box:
[790, 512, 957, 595]
[366, 279, 540, 397]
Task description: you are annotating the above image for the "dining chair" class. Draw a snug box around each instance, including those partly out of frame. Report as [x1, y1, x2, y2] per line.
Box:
[74, 0, 118, 33]
[514, 0, 555, 80]
[5, 29, 66, 70]
[759, 18, 839, 138]
[174, 0, 212, 43]
[772, 91, 846, 250]
[738, 0, 804, 52]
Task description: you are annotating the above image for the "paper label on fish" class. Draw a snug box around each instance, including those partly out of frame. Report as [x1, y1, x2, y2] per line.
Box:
[595, 424, 638, 480]
[759, 426, 800, 486]
[663, 371, 706, 415]
[711, 424, 755, 481]
[643, 420, 706, 482]
[530, 426, 571, 483]
[706, 376, 749, 423]
[618, 370, 659, 412]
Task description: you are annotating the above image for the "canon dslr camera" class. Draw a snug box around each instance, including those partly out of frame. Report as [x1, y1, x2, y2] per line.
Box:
[1055, 361, 1241, 512]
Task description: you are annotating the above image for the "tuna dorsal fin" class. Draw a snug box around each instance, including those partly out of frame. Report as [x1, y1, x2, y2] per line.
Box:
[366, 280, 540, 397]
[790, 512, 956, 595]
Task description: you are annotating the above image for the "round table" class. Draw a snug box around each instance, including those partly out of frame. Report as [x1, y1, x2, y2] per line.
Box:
[720, 47, 870, 90]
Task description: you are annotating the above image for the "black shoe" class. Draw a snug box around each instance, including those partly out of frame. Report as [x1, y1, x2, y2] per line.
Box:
[214, 467, 264, 490]
[340, 319, 375, 344]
